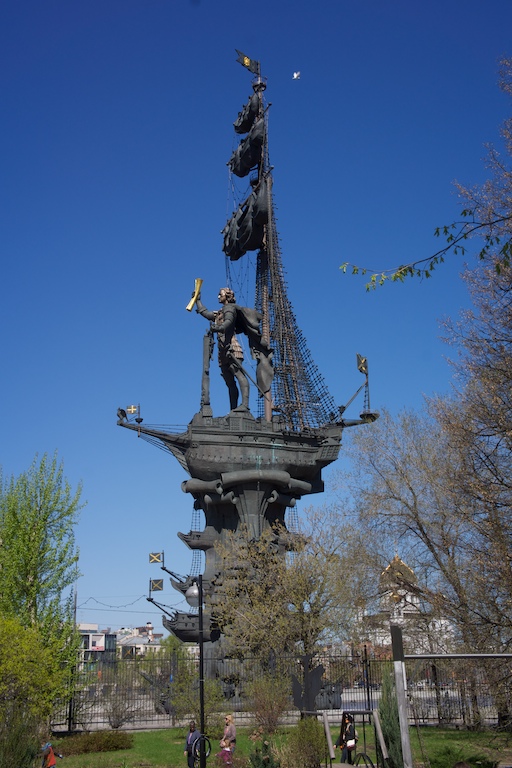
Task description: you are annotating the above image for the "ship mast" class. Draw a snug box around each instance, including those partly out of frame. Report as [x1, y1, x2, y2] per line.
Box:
[253, 76, 273, 423]
[225, 56, 339, 430]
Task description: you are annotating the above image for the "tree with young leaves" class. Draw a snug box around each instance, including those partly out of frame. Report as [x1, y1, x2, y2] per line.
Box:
[213, 510, 353, 658]
[342, 58, 512, 288]
[0, 615, 69, 768]
[0, 454, 83, 747]
[0, 453, 83, 670]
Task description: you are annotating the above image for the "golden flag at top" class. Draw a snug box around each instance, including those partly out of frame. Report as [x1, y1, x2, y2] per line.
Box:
[235, 49, 260, 76]
[357, 354, 368, 376]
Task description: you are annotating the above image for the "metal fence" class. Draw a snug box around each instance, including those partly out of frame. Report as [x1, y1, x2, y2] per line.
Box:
[404, 656, 512, 729]
[51, 651, 512, 732]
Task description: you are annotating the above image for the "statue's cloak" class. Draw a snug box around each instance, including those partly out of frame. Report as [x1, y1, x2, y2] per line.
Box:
[234, 305, 274, 395]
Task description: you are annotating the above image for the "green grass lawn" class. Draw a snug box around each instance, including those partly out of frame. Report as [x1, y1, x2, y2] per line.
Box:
[52, 727, 256, 768]
[410, 726, 512, 768]
[52, 725, 512, 768]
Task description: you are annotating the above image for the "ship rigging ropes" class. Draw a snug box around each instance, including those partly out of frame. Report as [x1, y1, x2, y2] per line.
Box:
[224, 73, 338, 431]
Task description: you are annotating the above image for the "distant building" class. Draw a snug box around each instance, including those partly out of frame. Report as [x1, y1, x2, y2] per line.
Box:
[78, 623, 117, 665]
[116, 621, 164, 658]
[359, 555, 454, 654]
[78, 621, 165, 661]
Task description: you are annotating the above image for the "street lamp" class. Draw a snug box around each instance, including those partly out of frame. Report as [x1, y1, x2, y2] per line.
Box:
[185, 575, 206, 768]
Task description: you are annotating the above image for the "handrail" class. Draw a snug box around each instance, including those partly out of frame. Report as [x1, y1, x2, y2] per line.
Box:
[372, 710, 389, 762]
[322, 711, 336, 761]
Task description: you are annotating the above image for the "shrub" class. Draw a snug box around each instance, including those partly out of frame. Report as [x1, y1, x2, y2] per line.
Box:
[0, 704, 39, 768]
[379, 666, 403, 768]
[429, 744, 496, 768]
[249, 731, 280, 768]
[54, 730, 134, 755]
[246, 675, 290, 734]
[286, 717, 325, 768]
[104, 686, 142, 729]
[232, 752, 251, 768]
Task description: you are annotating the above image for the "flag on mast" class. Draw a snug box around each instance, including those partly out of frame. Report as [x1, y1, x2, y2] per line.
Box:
[235, 49, 260, 76]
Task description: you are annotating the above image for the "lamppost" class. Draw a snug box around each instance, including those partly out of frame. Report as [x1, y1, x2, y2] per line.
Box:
[185, 575, 206, 768]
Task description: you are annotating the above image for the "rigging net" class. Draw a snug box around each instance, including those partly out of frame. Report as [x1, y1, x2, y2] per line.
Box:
[225, 79, 338, 430]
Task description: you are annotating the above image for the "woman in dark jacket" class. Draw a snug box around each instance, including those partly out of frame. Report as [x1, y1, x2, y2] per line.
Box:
[335, 712, 356, 764]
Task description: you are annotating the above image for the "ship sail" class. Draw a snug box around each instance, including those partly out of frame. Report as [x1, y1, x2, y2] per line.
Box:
[233, 92, 259, 134]
[222, 177, 268, 261]
[225, 69, 338, 430]
[227, 118, 264, 178]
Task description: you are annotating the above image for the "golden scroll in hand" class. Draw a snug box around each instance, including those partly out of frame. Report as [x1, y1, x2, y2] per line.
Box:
[186, 278, 203, 311]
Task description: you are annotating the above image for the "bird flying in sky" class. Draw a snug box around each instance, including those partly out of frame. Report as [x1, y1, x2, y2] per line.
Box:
[292, 71, 300, 80]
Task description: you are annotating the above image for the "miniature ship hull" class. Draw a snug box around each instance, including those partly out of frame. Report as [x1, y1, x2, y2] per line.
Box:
[119, 410, 343, 489]
[162, 612, 220, 644]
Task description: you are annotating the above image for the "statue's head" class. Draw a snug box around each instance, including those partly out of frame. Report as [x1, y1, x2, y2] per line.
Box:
[218, 287, 236, 304]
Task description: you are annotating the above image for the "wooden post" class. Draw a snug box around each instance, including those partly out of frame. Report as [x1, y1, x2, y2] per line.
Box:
[391, 625, 413, 768]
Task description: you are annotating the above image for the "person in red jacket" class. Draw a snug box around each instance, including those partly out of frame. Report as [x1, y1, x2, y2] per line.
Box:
[41, 741, 63, 767]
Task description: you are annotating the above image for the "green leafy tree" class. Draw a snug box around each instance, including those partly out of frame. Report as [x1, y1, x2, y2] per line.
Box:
[0, 454, 83, 750]
[158, 632, 184, 655]
[433, 233, 512, 633]
[0, 616, 69, 768]
[432, 202, 512, 726]
[0, 453, 82, 659]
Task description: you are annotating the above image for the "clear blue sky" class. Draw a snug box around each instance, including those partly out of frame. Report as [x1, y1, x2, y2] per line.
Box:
[2, 0, 511, 631]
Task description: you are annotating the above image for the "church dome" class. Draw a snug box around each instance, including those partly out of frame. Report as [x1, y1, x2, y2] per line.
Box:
[379, 555, 417, 592]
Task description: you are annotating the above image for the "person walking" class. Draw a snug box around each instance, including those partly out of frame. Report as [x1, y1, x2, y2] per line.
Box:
[184, 721, 201, 768]
[216, 739, 233, 765]
[41, 741, 63, 767]
[222, 714, 236, 753]
[335, 713, 357, 764]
